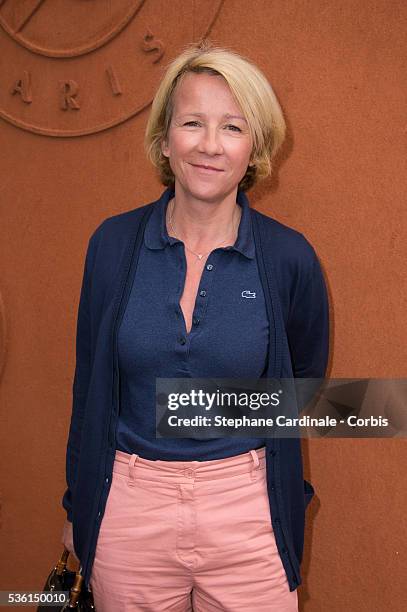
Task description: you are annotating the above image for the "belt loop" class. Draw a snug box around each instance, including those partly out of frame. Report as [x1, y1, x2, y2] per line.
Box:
[249, 449, 260, 481]
[128, 454, 139, 487]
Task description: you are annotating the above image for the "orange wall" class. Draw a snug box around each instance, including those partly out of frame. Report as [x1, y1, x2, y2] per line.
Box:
[0, 1, 406, 610]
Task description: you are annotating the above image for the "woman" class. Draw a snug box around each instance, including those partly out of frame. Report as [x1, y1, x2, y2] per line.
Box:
[61, 41, 329, 611]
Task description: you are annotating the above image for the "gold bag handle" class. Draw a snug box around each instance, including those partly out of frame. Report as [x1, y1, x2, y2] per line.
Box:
[55, 547, 88, 608]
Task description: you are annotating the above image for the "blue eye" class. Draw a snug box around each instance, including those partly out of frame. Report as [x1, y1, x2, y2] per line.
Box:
[183, 121, 241, 132]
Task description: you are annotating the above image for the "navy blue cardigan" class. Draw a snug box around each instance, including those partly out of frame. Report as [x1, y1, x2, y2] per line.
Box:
[62, 187, 330, 591]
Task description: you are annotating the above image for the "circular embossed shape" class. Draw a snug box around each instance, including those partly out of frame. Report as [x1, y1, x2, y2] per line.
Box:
[0, 0, 145, 57]
[0, 0, 224, 136]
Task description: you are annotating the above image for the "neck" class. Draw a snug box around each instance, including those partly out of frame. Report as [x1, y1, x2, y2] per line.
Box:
[166, 190, 242, 251]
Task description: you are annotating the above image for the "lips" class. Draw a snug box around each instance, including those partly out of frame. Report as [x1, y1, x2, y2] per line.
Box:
[190, 163, 223, 172]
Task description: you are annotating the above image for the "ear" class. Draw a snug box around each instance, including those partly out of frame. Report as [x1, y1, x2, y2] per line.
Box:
[161, 138, 169, 158]
[248, 153, 257, 168]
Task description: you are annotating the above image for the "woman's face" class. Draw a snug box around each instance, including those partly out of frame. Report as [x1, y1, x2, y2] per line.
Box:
[161, 72, 253, 202]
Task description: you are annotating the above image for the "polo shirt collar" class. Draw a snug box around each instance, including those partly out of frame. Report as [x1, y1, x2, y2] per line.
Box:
[144, 186, 255, 260]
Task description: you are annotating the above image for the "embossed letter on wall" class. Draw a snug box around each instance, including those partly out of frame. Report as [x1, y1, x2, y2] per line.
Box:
[0, 0, 224, 137]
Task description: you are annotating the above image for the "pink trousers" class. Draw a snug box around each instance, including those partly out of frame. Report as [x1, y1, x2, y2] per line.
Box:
[89, 446, 298, 611]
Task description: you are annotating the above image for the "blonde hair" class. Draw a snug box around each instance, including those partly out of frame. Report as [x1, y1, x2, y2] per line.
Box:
[144, 40, 287, 192]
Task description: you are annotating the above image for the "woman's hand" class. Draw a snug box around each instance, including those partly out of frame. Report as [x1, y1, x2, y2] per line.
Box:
[61, 519, 80, 565]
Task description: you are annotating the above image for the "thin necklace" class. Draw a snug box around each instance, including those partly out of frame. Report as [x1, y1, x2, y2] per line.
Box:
[167, 198, 241, 262]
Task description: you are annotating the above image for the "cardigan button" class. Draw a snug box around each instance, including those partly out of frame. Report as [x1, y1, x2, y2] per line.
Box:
[206, 264, 213, 271]
[199, 290, 207, 297]
[274, 517, 280, 525]
[179, 337, 186, 345]
[269, 449, 277, 456]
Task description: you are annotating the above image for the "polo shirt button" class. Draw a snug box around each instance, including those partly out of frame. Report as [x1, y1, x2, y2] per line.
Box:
[206, 264, 213, 271]
[193, 317, 200, 326]
[199, 290, 207, 297]
[179, 337, 186, 345]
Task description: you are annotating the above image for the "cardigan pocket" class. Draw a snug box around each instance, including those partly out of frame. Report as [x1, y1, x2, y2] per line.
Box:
[304, 479, 315, 509]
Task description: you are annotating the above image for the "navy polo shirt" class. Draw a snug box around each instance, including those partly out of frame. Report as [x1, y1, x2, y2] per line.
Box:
[115, 187, 269, 460]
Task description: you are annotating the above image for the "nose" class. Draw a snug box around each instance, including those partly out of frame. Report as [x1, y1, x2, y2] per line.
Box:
[197, 126, 224, 156]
